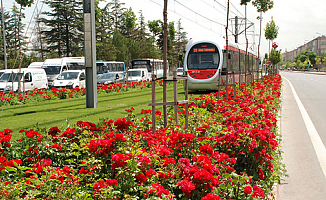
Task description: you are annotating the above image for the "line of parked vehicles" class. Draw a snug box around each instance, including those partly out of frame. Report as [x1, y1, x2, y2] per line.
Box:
[0, 57, 173, 93]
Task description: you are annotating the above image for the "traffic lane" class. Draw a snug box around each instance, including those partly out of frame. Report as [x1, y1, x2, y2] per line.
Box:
[278, 76, 326, 199]
[280, 71, 326, 148]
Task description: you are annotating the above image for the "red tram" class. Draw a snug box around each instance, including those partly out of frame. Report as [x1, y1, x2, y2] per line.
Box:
[184, 38, 259, 91]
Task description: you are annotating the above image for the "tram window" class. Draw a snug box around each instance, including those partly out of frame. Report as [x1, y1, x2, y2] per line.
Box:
[201, 54, 213, 62]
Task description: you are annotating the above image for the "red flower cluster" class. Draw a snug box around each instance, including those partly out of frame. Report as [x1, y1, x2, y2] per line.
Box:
[93, 179, 118, 196]
[0, 129, 12, 153]
[201, 193, 221, 200]
[114, 118, 134, 131]
[0, 157, 22, 171]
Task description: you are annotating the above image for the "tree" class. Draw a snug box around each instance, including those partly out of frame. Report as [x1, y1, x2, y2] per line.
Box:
[264, 16, 278, 54]
[2, 4, 28, 68]
[109, 0, 126, 32]
[0, 7, 11, 68]
[133, 10, 152, 59]
[295, 49, 317, 67]
[174, 19, 188, 66]
[315, 57, 321, 71]
[269, 48, 281, 66]
[38, 0, 84, 57]
[303, 58, 312, 69]
[156, 21, 177, 67]
[15, 0, 34, 68]
[148, 20, 162, 59]
[251, 0, 274, 59]
[95, 2, 116, 61]
[240, 0, 251, 85]
[112, 31, 128, 65]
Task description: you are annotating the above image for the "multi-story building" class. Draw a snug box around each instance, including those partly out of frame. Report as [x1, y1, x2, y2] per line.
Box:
[282, 35, 326, 63]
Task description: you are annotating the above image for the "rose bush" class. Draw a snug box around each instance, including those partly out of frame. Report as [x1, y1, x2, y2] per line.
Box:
[0, 75, 284, 199]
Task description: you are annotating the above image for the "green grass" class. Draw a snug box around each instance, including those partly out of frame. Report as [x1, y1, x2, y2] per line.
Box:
[0, 84, 187, 139]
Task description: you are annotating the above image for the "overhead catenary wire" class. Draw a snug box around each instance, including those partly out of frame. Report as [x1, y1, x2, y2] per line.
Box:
[200, 0, 225, 17]
[174, 0, 225, 27]
[149, 0, 224, 36]
[229, 1, 244, 18]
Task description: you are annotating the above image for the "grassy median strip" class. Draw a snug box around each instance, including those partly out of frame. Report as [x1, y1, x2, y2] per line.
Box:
[0, 84, 186, 139]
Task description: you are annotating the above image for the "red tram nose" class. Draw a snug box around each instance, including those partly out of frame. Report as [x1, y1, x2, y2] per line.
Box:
[188, 69, 217, 79]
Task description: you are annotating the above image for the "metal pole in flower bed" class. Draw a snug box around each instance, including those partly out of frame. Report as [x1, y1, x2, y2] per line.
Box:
[163, 0, 168, 127]
[151, 74, 156, 133]
[173, 71, 179, 125]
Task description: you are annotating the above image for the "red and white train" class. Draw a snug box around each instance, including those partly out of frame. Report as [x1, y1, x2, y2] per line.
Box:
[183, 38, 260, 91]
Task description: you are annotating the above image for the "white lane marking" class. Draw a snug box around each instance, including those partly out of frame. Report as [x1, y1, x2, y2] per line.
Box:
[283, 76, 326, 179]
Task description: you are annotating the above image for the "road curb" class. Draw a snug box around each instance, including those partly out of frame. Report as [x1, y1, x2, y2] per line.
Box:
[268, 74, 284, 200]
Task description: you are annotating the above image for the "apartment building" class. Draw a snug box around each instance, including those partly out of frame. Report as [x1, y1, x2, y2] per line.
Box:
[282, 35, 326, 62]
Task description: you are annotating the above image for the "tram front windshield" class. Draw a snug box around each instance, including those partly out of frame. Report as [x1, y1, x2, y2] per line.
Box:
[187, 43, 220, 70]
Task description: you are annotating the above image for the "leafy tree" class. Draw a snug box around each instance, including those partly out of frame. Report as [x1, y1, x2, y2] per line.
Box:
[148, 20, 162, 59]
[112, 31, 128, 65]
[134, 10, 152, 59]
[95, 2, 116, 61]
[268, 48, 280, 74]
[269, 48, 281, 66]
[240, 0, 251, 78]
[1, 4, 28, 69]
[174, 19, 188, 66]
[315, 57, 321, 70]
[137, 10, 147, 40]
[109, 0, 126, 32]
[264, 16, 279, 53]
[38, 0, 84, 57]
[15, 0, 34, 7]
[295, 49, 317, 66]
[303, 58, 312, 68]
[0, 7, 11, 68]
[251, 0, 273, 59]
[14, 0, 34, 69]
[156, 21, 177, 67]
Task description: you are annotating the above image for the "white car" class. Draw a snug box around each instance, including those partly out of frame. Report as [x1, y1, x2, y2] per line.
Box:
[52, 70, 85, 89]
[177, 68, 184, 76]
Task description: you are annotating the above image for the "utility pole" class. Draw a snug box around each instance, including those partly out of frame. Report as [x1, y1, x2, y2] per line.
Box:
[83, 0, 97, 108]
[1, 0, 7, 69]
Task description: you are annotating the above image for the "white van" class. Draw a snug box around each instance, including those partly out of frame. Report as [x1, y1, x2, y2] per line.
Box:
[28, 62, 44, 68]
[42, 57, 85, 88]
[52, 70, 85, 89]
[0, 68, 48, 92]
[0, 69, 9, 78]
[127, 68, 149, 82]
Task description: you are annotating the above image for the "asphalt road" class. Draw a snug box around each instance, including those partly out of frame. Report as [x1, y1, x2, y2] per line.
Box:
[278, 71, 326, 199]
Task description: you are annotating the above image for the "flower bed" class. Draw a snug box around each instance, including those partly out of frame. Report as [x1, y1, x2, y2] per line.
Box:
[0, 75, 284, 199]
[0, 80, 154, 106]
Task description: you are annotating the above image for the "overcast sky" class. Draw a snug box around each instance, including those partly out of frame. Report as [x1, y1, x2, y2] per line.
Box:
[4, 0, 326, 57]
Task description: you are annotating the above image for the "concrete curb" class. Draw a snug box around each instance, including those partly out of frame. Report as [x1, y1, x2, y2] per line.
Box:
[268, 74, 284, 200]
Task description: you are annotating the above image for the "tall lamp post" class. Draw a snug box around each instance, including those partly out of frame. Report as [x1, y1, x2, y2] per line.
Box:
[83, 0, 97, 108]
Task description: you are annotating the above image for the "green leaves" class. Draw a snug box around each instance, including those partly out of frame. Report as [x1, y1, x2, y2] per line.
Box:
[264, 17, 279, 41]
[252, 0, 274, 12]
[15, 0, 35, 8]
